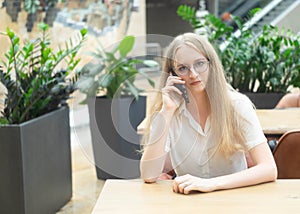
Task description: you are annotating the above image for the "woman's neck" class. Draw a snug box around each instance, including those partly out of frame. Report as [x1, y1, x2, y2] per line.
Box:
[186, 90, 211, 129]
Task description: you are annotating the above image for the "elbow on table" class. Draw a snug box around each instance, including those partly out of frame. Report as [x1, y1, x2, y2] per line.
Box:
[270, 164, 278, 181]
[143, 177, 157, 183]
[140, 170, 158, 183]
[265, 162, 278, 182]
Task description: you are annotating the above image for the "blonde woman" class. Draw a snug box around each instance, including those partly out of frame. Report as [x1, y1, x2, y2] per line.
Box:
[140, 33, 277, 194]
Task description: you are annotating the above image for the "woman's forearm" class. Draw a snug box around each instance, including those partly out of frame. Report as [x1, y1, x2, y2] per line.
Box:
[212, 144, 277, 190]
[173, 143, 277, 194]
[212, 161, 277, 191]
[140, 110, 174, 182]
[172, 161, 277, 194]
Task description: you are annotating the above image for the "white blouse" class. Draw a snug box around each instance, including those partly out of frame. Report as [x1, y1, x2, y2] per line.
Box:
[164, 91, 267, 178]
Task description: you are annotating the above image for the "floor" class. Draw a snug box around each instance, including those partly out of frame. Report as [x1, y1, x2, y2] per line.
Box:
[57, 125, 105, 214]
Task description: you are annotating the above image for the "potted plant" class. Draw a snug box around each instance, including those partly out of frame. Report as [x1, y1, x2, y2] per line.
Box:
[177, 5, 300, 108]
[0, 23, 87, 214]
[5, 0, 21, 22]
[43, 0, 63, 27]
[76, 35, 157, 179]
[3, 0, 64, 32]
[24, 0, 41, 32]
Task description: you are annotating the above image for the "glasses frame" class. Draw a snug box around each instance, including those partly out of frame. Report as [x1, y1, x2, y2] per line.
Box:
[173, 60, 210, 77]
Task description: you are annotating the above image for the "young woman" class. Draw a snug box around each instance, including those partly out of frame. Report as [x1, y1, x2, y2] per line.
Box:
[140, 33, 277, 194]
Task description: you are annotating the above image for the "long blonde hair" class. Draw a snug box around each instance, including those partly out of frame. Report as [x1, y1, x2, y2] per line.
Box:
[142, 33, 246, 156]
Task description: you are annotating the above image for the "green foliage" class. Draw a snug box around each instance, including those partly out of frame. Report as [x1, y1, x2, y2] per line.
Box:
[177, 5, 201, 29]
[0, 24, 87, 124]
[76, 35, 157, 101]
[177, 5, 300, 93]
[24, 0, 41, 14]
[24, 0, 65, 13]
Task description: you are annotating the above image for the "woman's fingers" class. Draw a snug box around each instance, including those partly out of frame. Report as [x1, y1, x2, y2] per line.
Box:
[173, 174, 191, 193]
[166, 76, 185, 87]
[163, 76, 185, 97]
[162, 85, 182, 96]
[161, 75, 186, 111]
[178, 181, 192, 194]
[172, 174, 217, 194]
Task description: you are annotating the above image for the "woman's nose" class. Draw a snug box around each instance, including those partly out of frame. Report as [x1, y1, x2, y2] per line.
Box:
[189, 67, 198, 78]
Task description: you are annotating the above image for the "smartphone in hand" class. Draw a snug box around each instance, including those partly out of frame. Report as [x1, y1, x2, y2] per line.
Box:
[170, 69, 189, 103]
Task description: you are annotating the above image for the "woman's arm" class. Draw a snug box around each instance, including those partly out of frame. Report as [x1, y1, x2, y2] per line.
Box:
[172, 142, 277, 194]
[140, 110, 173, 183]
[140, 75, 184, 183]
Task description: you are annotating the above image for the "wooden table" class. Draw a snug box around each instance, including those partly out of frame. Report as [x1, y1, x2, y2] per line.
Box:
[92, 179, 300, 214]
[138, 108, 300, 136]
[256, 108, 300, 135]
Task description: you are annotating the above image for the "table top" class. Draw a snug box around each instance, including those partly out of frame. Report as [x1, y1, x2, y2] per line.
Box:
[138, 108, 300, 135]
[256, 108, 300, 134]
[92, 179, 300, 214]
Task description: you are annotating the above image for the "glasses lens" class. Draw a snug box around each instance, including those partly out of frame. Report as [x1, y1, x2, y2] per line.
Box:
[174, 61, 209, 76]
[194, 61, 208, 73]
[176, 66, 189, 76]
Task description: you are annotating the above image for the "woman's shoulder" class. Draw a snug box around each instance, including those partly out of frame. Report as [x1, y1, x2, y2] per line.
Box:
[228, 90, 252, 105]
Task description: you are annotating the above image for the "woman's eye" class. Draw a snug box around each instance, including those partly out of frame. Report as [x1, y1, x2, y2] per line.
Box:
[179, 66, 188, 72]
[196, 61, 204, 67]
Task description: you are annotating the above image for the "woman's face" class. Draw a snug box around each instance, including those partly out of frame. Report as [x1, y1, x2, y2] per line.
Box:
[173, 44, 210, 94]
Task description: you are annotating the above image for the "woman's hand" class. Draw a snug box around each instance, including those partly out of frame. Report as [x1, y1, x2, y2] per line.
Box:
[172, 174, 217, 194]
[158, 173, 173, 180]
[161, 75, 185, 112]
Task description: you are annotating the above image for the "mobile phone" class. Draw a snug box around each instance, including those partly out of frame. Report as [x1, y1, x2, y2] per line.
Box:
[170, 69, 189, 103]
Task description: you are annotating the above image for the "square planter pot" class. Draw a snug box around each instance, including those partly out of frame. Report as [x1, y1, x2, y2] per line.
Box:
[88, 96, 146, 179]
[244, 93, 285, 109]
[0, 107, 72, 214]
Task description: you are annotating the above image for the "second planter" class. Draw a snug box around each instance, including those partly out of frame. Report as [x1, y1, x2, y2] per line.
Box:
[88, 95, 146, 179]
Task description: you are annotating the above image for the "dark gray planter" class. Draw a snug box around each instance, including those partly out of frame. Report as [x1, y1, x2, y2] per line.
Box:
[26, 13, 37, 32]
[5, 0, 20, 22]
[88, 96, 146, 179]
[44, 7, 59, 27]
[243, 93, 285, 109]
[0, 107, 72, 214]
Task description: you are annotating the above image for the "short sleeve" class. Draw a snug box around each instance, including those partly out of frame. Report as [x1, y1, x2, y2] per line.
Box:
[233, 94, 267, 151]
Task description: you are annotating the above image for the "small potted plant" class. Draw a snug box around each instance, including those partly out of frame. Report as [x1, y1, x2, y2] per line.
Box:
[76, 35, 157, 179]
[177, 5, 300, 108]
[0, 23, 87, 214]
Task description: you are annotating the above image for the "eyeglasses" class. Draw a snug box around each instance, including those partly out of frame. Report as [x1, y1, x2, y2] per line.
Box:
[173, 60, 210, 76]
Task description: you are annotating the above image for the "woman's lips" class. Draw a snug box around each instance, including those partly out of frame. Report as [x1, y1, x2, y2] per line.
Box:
[190, 80, 201, 86]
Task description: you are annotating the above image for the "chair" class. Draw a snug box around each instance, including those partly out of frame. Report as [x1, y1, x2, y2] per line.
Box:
[273, 129, 300, 178]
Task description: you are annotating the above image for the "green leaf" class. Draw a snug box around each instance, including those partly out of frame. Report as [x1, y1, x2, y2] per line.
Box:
[125, 80, 139, 99]
[38, 23, 49, 31]
[177, 5, 197, 28]
[249, 8, 261, 17]
[143, 60, 159, 67]
[147, 79, 155, 88]
[0, 117, 9, 125]
[119, 36, 135, 58]
[6, 28, 14, 39]
[98, 73, 113, 88]
[80, 28, 88, 37]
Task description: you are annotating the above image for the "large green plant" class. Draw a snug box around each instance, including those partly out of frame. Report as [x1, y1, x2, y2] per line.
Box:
[76, 35, 156, 101]
[0, 23, 87, 124]
[177, 5, 300, 93]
